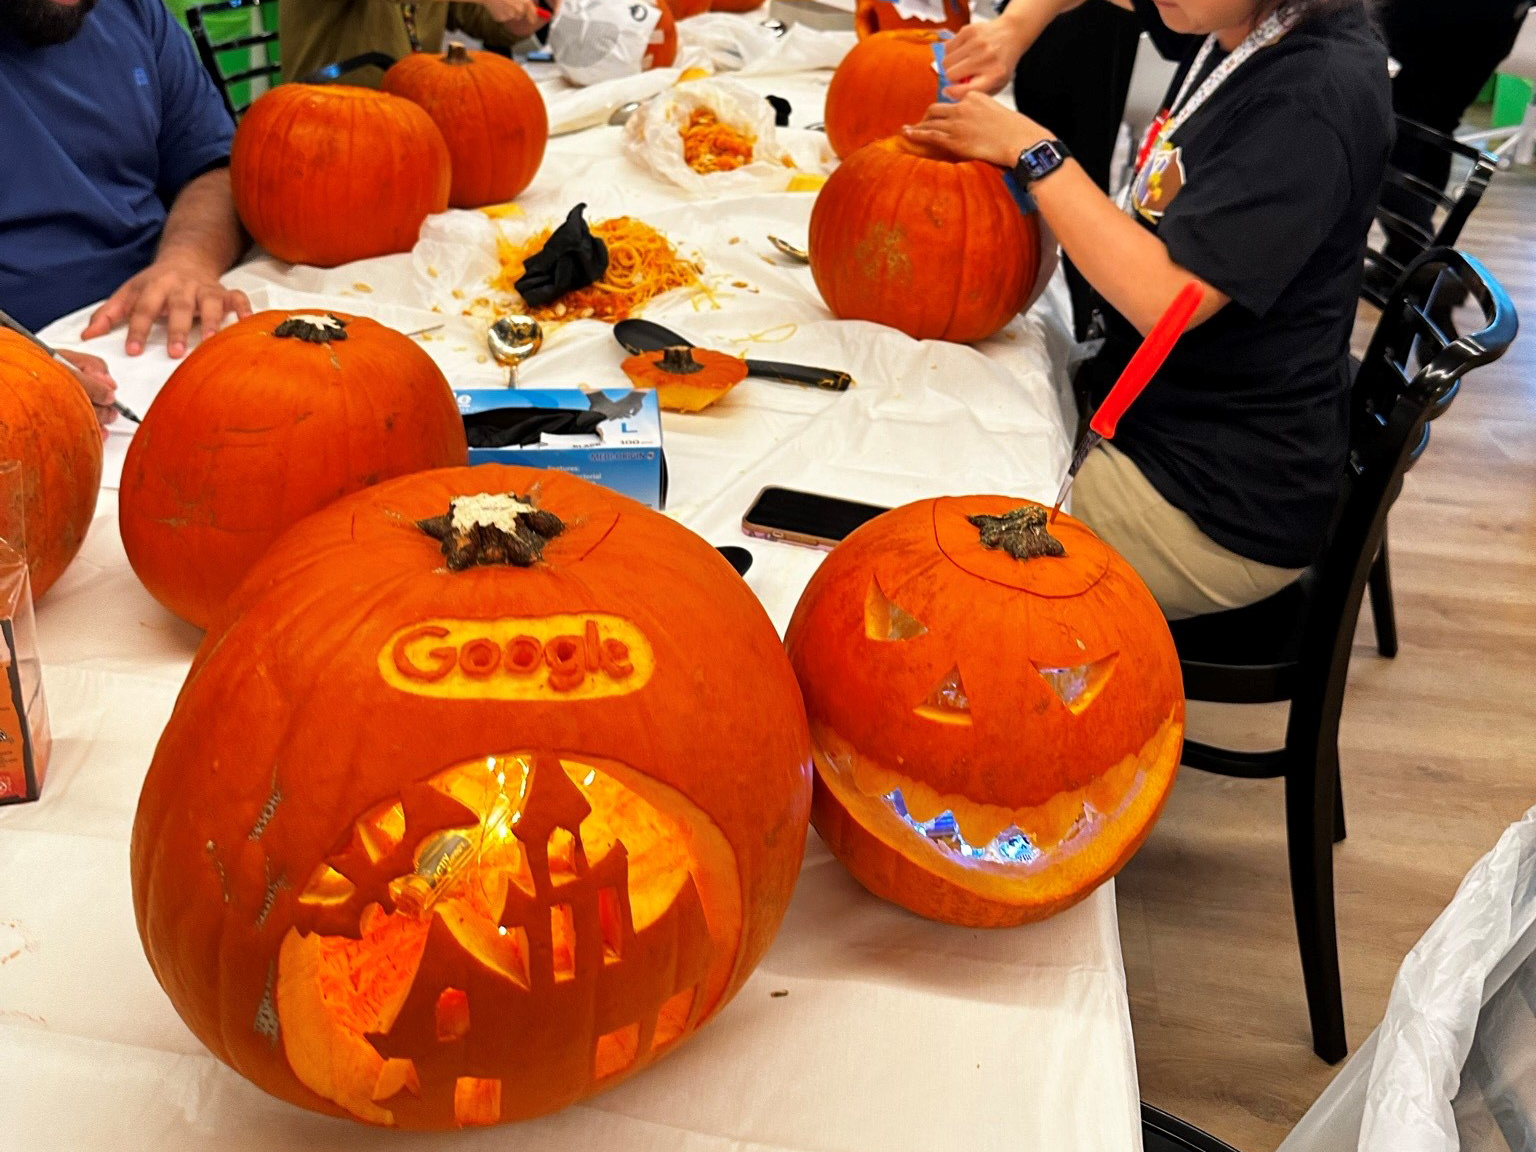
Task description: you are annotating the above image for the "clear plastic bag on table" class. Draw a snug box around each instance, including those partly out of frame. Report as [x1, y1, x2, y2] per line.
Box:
[621, 78, 833, 195]
[1278, 804, 1536, 1152]
[675, 14, 853, 75]
[548, 0, 674, 86]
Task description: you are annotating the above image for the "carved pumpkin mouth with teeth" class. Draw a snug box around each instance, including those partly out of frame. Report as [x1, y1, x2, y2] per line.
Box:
[786, 497, 1183, 928]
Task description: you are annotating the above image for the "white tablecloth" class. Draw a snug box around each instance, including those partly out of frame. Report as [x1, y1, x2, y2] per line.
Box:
[0, 34, 1142, 1152]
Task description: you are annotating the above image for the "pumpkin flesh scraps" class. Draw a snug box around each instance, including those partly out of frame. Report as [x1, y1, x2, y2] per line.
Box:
[278, 753, 738, 1125]
[490, 217, 701, 322]
[620, 346, 749, 412]
[680, 108, 755, 174]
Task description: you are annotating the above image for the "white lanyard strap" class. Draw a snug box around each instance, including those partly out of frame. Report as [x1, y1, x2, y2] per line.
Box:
[1161, 10, 1298, 143]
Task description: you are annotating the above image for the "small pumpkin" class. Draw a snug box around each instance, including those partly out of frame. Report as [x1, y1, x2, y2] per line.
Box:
[666, 0, 708, 21]
[382, 45, 549, 209]
[621, 346, 748, 412]
[808, 136, 1041, 343]
[825, 30, 946, 159]
[130, 466, 813, 1128]
[118, 311, 467, 629]
[707, 0, 766, 11]
[785, 499, 1183, 927]
[232, 85, 451, 267]
[854, 0, 969, 39]
[0, 330, 103, 599]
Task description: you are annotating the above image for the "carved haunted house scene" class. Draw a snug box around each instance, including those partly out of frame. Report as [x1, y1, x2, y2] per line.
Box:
[293, 751, 716, 1126]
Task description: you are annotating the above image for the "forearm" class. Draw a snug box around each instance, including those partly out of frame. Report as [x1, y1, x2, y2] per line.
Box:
[1031, 160, 1227, 333]
[158, 167, 246, 274]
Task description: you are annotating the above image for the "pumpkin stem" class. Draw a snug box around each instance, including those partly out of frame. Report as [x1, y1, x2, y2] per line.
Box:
[273, 313, 349, 344]
[658, 346, 706, 375]
[418, 492, 566, 570]
[443, 42, 471, 64]
[967, 505, 1065, 561]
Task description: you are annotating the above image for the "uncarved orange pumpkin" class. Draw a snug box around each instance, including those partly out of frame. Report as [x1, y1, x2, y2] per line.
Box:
[708, 0, 766, 10]
[131, 466, 813, 1128]
[666, 0, 708, 21]
[825, 29, 944, 159]
[382, 45, 548, 209]
[854, 0, 969, 39]
[785, 498, 1182, 927]
[118, 310, 466, 629]
[232, 85, 451, 267]
[0, 331, 103, 599]
[808, 136, 1041, 343]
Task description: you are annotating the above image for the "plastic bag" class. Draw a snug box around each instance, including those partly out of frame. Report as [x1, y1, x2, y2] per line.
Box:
[621, 78, 833, 196]
[1278, 804, 1536, 1152]
[548, 0, 672, 87]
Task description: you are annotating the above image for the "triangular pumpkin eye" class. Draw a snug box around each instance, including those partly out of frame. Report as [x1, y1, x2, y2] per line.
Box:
[864, 577, 928, 641]
[1033, 654, 1118, 715]
[914, 666, 972, 725]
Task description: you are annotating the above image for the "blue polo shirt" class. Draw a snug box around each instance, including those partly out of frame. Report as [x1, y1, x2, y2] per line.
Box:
[0, 0, 235, 331]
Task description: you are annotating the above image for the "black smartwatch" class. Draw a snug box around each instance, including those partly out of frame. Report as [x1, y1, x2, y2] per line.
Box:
[1014, 138, 1072, 186]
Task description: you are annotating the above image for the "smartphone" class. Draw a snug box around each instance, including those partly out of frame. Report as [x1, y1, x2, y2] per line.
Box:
[741, 486, 890, 551]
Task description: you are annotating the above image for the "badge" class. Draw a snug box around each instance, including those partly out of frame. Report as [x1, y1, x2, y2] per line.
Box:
[1132, 140, 1186, 223]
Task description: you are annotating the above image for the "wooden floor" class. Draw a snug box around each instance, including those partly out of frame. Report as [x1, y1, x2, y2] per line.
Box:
[1121, 165, 1536, 1148]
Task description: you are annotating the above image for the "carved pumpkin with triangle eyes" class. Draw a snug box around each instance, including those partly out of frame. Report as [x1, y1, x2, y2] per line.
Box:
[785, 497, 1182, 928]
[130, 466, 812, 1129]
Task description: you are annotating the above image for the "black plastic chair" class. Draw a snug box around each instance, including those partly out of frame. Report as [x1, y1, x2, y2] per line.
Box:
[1362, 118, 1501, 659]
[1168, 249, 1518, 1064]
[1143, 1103, 1243, 1152]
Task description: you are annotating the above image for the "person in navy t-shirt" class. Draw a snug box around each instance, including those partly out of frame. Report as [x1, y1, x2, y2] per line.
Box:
[1, 0, 251, 421]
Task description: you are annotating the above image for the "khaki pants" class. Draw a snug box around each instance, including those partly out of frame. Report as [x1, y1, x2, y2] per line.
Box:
[1071, 442, 1306, 620]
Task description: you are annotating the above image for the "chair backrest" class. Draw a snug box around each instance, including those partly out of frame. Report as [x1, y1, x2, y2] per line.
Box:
[185, 0, 281, 121]
[1364, 118, 1501, 308]
[1294, 250, 1516, 732]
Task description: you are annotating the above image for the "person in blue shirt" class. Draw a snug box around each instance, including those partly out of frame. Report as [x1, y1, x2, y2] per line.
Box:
[1, 0, 251, 421]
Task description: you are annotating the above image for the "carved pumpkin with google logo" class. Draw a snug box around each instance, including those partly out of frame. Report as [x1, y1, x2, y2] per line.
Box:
[130, 466, 813, 1129]
[785, 497, 1182, 928]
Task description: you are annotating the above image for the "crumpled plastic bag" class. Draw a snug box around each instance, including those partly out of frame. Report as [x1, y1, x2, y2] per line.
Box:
[1277, 803, 1536, 1152]
[621, 78, 833, 196]
[548, 0, 673, 87]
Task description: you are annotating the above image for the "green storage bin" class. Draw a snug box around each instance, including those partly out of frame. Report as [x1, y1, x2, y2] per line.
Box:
[166, 0, 281, 112]
[1493, 74, 1534, 129]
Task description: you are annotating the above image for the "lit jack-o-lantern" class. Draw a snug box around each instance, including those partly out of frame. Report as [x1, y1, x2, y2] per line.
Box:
[785, 498, 1182, 928]
[130, 466, 813, 1128]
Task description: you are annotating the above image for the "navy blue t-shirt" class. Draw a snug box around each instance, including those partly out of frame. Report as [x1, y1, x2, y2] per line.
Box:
[0, 0, 235, 331]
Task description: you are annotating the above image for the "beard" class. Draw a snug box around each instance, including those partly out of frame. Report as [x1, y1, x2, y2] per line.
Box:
[1, 0, 100, 46]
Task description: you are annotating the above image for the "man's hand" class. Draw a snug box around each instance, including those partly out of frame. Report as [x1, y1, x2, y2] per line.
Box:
[80, 255, 250, 359]
[479, 0, 549, 38]
[904, 93, 1048, 169]
[55, 350, 119, 439]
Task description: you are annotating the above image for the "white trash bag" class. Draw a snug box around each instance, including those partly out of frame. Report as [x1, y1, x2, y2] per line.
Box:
[1280, 804, 1536, 1152]
[548, 0, 673, 87]
[621, 78, 832, 196]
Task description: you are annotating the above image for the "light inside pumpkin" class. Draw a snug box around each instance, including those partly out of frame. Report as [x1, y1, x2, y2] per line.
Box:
[883, 789, 1041, 864]
[915, 666, 972, 724]
[864, 578, 928, 641]
[276, 751, 741, 1128]
[1033, 655, 1118, 714]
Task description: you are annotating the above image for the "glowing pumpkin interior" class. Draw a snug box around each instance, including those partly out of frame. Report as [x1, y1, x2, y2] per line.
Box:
[275, 750, 741, 1127]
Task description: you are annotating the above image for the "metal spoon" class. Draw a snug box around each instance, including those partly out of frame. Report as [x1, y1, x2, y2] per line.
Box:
[768, 235, 810, 263]
[607, 100, 642, 127]
[487, 315, 543, 385]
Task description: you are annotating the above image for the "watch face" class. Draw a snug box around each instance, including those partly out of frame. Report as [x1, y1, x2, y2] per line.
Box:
[1020, 142, 1063, 183]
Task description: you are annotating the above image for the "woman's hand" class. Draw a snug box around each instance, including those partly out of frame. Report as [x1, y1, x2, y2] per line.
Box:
[55, 350, 119, 439]
[904, 94, 1051, 169]
[939, 19, 1033, 97]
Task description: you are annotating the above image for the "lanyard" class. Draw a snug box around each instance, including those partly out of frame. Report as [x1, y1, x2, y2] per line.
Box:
[1127, 11, 1298, 197]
